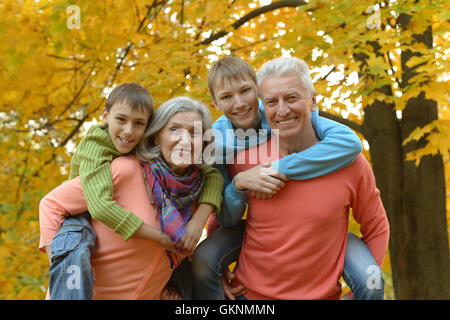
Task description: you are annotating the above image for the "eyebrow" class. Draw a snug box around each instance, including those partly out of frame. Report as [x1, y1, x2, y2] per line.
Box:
[216, 82, 253, 95]
[116, 113, 147, 121]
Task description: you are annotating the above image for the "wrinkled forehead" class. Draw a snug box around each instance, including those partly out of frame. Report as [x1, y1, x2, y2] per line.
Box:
[260, 73, 311, 95]
[166, 110, 204, 129]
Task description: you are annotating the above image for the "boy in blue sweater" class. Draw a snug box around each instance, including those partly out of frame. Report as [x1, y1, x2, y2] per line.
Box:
[191, 56, 384, 300]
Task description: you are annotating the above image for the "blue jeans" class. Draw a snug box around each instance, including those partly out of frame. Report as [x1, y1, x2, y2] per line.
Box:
[48, 212, 96, 300]
[191, 221, 384, 300]
[342, 231, 385, 300]
[191, 220, 246, 299]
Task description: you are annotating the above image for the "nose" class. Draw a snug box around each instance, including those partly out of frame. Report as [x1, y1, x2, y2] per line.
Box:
[276, 99, 289, 117]
[178, 130, 191, 147]
[233, 94, 246, 109]
[123, 122, 133, 137]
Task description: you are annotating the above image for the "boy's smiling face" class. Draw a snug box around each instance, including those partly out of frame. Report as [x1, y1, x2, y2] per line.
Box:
[213, 76, 261, 130]
[102, 101, 150, 154]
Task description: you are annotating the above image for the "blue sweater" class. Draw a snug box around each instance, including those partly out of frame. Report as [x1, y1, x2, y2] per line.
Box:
[212, 100, 363, 227]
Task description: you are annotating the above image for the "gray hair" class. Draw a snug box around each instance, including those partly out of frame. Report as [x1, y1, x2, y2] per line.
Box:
[137, 96, 214, 168]
[256, 57, 315, 95]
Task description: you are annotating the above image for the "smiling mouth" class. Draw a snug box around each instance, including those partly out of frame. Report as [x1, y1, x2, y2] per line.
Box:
[276, 118, 297, 125]
[118, 136, 133, 144]
[233, 109, 251, 117]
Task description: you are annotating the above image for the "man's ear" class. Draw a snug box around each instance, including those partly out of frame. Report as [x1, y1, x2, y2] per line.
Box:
[311, 92, 317, 112]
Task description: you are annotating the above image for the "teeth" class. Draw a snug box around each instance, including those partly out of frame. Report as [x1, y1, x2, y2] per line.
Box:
[235, 110, 249, 116]
[119, 136, 131, 143]
[277, 118, 296, 125]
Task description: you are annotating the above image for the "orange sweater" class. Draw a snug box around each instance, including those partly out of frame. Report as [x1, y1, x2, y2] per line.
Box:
[39, 155, 172, 299]
[229, 140, 389, 300]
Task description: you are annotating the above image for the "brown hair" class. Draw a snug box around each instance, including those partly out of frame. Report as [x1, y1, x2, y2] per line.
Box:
[207, 56, 257, 101]
[104, 82, 154, 118]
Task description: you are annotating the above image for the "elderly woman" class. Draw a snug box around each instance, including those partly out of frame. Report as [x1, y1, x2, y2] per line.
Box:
[39, 96, 222, 299]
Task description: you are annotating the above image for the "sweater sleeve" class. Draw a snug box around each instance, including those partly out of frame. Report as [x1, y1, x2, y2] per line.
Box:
[214, 163, 248, 228]
[274, 111, 363, 180]
[350, 155, 390, 268]
[76, 128, 143, 241]
[198, 166, 224, 213]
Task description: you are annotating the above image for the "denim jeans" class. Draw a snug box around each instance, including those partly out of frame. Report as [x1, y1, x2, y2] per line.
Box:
[191, 221, 384, 300]
[48, 212, 96, 300]
[342, 231, 385, 300]
[191, 220, 246, 299]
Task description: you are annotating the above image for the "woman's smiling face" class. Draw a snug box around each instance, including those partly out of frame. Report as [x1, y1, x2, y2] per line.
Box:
[154, 110, 204, 175]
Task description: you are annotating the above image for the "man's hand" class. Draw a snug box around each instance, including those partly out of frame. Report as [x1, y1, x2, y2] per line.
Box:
[221, 268, 246, 300]
[234, 162, 287, 197]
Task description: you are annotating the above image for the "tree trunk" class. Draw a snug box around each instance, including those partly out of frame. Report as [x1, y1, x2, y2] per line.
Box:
[354, 16, 450, 299]
[398, 92, 450, 299]
[361, 99, 404, 298]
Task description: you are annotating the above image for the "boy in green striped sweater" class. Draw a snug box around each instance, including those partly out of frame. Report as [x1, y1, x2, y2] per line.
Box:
[48, 83, 223, 299]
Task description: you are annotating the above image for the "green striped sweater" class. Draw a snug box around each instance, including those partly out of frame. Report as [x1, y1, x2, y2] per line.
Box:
[69, 124, 223, 241]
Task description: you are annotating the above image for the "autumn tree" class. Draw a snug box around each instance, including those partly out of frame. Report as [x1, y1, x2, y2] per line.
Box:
[0, 0, 448, 299]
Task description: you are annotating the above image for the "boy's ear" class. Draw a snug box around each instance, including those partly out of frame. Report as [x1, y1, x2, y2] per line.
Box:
[213, 99, 222, 111]
[102, 108, 109, 122]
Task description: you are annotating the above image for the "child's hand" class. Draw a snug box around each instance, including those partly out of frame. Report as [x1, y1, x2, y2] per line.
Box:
[234, 162, 287, 195]
[45, 246, 52, 264]
[158, 232, 178, 252]
[250, 190, 275, 200]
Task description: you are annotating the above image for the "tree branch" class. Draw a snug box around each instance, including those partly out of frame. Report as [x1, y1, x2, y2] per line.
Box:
[319, 110, 363, 134]
[200, 0, 308, 45]
[180, 0, 184, 25]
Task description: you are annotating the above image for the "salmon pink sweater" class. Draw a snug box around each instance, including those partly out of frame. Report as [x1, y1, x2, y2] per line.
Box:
[39, 155, 173, 299]
[229, 140, 389, 300]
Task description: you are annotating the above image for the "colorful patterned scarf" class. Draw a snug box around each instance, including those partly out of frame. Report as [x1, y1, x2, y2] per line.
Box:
[141, 158, 204, 267]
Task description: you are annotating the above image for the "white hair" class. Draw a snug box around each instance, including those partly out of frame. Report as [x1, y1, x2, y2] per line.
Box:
[137, 96, 213, 168]
[256, 57, 315, 95]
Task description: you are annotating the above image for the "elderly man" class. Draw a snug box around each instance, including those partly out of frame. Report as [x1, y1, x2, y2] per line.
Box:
[223, 57, 390, 300]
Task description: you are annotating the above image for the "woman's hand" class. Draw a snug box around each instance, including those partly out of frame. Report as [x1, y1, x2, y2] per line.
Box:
[180, 203, 213, 252]
[180, 218, 204, 253]
[234, 162, 287, 198]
